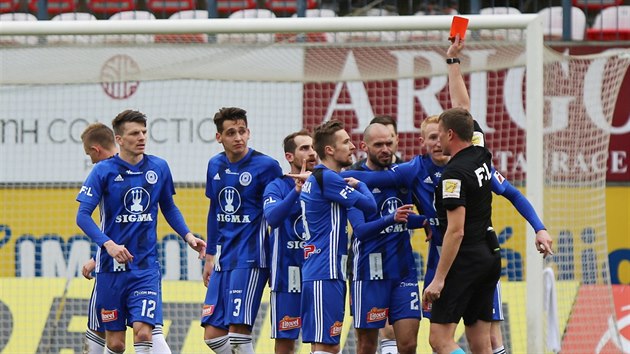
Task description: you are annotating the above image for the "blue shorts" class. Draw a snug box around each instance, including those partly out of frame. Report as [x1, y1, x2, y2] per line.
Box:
[351, 276, 421, 329]
[301, 279, 346, 345]
[201, 268, 269, 330]
[88, 273, 165, 332]
[97, 269, 161, 331]
[270, 291, 302, 340]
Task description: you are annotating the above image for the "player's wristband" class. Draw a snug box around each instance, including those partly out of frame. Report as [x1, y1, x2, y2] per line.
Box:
[446, 57, 461, 65]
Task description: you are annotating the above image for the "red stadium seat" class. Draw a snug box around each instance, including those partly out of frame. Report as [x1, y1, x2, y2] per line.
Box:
[572, 0, 621, 11]
[88, 0, 136, 15]
[147, 0, 195, 15]
[217, 0, 257, 16]
[28, 0, 77, 15]
[586, 6, 630, 40]
[265, 0, 318, 14]
[0, 0, 19, 13]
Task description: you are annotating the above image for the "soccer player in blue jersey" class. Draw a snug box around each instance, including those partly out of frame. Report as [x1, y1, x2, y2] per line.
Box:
[76, 110, 206, 354]
[263, 130, 318, 354]
[80, 122, 118, 354]
[342, 122, 425, 354]
[80, 122, 173, 354]
[295, 120, 377, 354]
[202, 107, 283, 354]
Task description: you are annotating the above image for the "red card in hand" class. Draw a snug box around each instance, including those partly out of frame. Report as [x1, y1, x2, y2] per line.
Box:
[449, 16, 469, 42]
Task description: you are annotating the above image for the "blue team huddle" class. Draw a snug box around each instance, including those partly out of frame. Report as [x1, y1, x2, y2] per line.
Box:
[76, 37, 554, 354]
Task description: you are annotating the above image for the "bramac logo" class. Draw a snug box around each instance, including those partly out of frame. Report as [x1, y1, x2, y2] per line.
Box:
[329, 321, 343, 336]
[366, 307, 388, 323]
[116, 187, 153, 223]
[101, 309, 118, 322]
[279, 316, 301, 331]
[202, 304, 214, 317]
[100, 54, 140, 100]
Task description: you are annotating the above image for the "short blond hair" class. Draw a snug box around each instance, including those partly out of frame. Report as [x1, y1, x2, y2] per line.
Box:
[420, 115, 440, 137]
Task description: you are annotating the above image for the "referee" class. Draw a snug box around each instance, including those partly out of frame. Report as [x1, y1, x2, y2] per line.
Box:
[422, 107, 501, 354]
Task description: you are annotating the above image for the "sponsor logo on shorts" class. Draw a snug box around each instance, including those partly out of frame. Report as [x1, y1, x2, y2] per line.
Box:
[133, 290, 157, 296]
[202, 304, 215, 317]
[329, 321, 343, 336]
[279, 316, 301, 331]
[366, 307, 388, 323]
[101, 309, 118, 322]
[399, 281, 417, 287]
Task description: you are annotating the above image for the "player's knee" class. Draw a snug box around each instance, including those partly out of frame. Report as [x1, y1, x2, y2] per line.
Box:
[396, 336, 417, 354]
[134, 327, 152, 343]
[428, 332, 448, 353]
[468, 335, 491, 353]
[106, 342, 125, 353]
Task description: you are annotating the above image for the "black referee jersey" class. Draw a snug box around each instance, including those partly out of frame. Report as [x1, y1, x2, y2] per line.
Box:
[435, 145, 493, 247]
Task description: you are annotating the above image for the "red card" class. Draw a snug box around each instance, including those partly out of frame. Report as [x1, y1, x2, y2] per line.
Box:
[449, 16, 469, 42]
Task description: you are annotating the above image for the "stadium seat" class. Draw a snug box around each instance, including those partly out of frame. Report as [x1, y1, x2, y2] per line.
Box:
[265, 0, 318, 16]
[572, 0, 622, 11]
[0, 12, 38, 45]
[155, 10, 209, 43]
[28, 0, 77, 16]
[88, 0, 136, 15]
[479, 6, 523, 41]
[538, 6, 586, 40]
[0, 0, 20, 13]
[338, 7, 401, 42]
[106, 10, 157, 43]
[276, 8, 337, 43]
[47, 12, 104, 44]
[217, 9, 276, 43]
[586, 5, 630, 40]
[147, 0, 195, 17]
[216, 0, 257, 16]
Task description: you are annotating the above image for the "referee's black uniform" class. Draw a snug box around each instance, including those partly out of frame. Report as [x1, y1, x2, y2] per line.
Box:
[431, 145, 501, 325]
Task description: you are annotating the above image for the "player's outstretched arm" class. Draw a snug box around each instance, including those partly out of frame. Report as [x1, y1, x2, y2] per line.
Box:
[447, 34, 470, 111]
[263, 181, 300, 229]
[492, 172, 554, 257]
[344, 177, 378, 217]
[348, 204, 416, 242]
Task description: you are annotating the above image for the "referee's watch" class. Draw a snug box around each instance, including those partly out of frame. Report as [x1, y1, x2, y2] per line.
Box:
[446, 58, 461, 65]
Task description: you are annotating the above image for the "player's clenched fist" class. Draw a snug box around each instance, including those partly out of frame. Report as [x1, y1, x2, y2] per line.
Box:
[103, 240, 134, 264]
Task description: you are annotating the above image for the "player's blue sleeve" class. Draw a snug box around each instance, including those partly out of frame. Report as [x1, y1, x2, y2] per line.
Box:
[324, 172, 377, 216]
[159, 193, 191, 240]
[206, 201, 218, 255]
[498, 180, 546, 232]
[407, 214, 427, 229]
[348, 208, 395, 242]
[263, 183, 299, 229]
[352, 181, 377, 217]
[341, 166, 408, 189]
[76, 202, 110, 247]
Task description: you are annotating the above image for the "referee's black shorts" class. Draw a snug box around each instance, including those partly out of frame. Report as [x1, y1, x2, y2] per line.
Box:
[430, 243, 501, 326]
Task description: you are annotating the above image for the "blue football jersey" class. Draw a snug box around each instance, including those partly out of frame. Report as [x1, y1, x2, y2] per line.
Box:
[206, 149, 282, 271]
[342, 163, 416, 281]
[263, 176, 305, 292]
[76, 154, 174, 273]
[300, 165, 374, 281]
